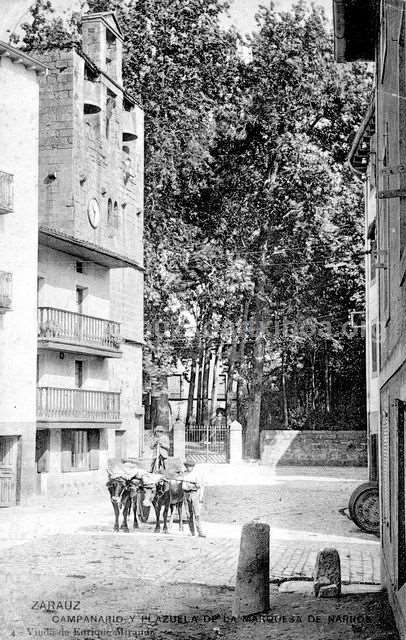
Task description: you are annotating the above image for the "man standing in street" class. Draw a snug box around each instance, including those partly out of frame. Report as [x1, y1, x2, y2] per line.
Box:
[150, 425, 170, 472]
[182, 457, 206, 537]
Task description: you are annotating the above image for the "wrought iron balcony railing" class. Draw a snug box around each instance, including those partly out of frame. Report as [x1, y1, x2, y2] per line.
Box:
[37, 307, 121, 353]
[37, 387, 121, 422]
[0, 171, 14, 214]
[0, 271, 12, 311]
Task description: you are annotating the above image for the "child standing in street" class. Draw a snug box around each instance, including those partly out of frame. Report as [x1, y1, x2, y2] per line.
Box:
[150, 425, 170, 472]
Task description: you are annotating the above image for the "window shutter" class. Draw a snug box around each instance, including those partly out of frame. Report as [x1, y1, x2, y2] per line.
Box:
[88, 429, 100, 470]
[61, 430, 72, 472]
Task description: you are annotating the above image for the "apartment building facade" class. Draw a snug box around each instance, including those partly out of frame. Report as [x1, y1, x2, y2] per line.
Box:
[348, 102, 379, 482]
[34, 12, 144, 495]
[0, 43, 46, 505]
[333, 0, 406, 634]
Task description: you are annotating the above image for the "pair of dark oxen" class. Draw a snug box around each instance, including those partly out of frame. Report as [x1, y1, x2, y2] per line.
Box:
[107, 472, 199, 535]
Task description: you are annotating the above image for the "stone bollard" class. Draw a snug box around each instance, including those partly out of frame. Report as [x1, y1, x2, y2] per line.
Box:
[313, 548, 341, 598]
[229, 419, 243, 463]
[232, 521, 270, 618]
[173, 417, 185, 460]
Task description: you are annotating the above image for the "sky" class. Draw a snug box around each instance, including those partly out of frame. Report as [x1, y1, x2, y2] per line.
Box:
[0, 0, 332, 41]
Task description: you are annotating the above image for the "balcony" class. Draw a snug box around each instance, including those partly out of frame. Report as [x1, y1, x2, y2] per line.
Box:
[38, 307, 122, 358]
[0, 271, 12, 313]
[37, 387, 121, 423]
[0, 171, 13, 214]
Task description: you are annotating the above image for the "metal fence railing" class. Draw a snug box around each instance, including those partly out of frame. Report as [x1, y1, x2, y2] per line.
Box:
[185, 423, 230, 463]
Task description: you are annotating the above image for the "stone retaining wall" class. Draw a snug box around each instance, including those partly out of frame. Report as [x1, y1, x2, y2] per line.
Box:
[260, 430, 367, 466]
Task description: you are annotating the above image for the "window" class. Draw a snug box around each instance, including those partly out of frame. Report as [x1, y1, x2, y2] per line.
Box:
[75, 361, 84, 388]
[371, 323, 378, 375]
[84, 63, 98, 82]
[367, 220, 377, 282]
[107, 198, 113, 225]
[0, 170, 14, 214]
[113, 201, 119, 228]
[76, 286, 86, 314]
[383, 121, 389, 168]
[106, 92, 116, 139]
[61, 429, 100, 472]
[369, 135, 377, 190]
[370, 237, 377, 282]
[76, 261, 84, 274]
[106, 28, 117, 72]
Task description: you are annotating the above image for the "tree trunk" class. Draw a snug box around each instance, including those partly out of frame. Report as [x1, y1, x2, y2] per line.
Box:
[281, 351, 289, 428]
[238, 297, 250, 367]
[325, 350, 331, 413]
[292, 362, 299, 409]
[202, 346, 211, 426]
[196, 343, 205, 424]
[186, 355, 198, 425]
[210, 342, 223, 421]
[234, 297, 251, 424]
[245, 300, 265, 460]
[305, 357, 311, 412]
[227, 333, 238, 395]
[329, 367, 333, 412]
[310, 351, 316, 412]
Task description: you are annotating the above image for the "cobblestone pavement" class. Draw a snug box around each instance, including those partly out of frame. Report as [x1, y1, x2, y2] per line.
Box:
[0, 465, 387, 640]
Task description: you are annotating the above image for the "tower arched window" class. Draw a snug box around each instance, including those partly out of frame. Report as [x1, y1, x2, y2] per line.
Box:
[107, 198, 112, 225]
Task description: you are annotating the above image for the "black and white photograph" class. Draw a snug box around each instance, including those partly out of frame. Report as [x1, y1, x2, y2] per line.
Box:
[0, 0, 399, 638]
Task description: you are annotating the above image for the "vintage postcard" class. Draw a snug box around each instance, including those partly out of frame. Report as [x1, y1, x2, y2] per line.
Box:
[0, 0, 400, 639]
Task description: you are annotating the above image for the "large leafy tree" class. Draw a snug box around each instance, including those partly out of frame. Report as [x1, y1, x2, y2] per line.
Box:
[194, 2, 372, 455]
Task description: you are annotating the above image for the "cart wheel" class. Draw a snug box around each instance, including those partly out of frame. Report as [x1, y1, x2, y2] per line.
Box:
[348, 481, 380, 535]
[136, 492, 151, 523]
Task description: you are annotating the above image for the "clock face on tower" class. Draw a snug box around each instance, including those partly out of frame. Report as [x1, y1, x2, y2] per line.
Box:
[87, 198, 100, 229]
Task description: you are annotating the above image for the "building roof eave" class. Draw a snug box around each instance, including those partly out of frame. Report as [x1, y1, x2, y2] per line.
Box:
[39, 226, 144, 271]
[0, 41, 48, 74]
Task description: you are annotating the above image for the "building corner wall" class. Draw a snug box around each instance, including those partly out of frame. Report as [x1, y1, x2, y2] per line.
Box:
[0, 56, 41, 502]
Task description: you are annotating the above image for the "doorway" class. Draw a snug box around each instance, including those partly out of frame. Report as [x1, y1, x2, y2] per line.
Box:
[0, 436, 19, 506]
